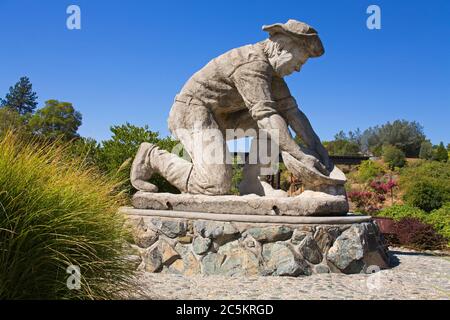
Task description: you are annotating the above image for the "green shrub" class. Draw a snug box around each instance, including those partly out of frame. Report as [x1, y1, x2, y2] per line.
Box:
[356, 160, 385, 183]
[404, 182, 444, 212]
[419, 141, 433, 160]
[425, 203, 450, 244]
[432, 142, 449, 162]
[382, 145, 406, 169]
[370, 145, 383, 157]
[399, 160, 450, 204]
[97, 123, 180, 194]
[377, 204, 426, 221]
[0, 132, 136, 299]
[68, 137, 101, 167]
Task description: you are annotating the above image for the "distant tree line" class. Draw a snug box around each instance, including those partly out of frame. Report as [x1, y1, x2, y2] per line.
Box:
[322, 120, 448, 166]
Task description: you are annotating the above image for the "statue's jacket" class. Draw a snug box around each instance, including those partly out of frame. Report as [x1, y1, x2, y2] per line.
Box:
[175, 41, 298, 130]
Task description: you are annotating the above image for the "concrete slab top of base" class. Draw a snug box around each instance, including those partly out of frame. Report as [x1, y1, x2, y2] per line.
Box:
[131, 191, 349, 216]
[120, 207, 372, 225]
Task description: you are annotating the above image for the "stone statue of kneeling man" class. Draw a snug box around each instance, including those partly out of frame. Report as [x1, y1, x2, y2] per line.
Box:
[131, 19, 346, 197]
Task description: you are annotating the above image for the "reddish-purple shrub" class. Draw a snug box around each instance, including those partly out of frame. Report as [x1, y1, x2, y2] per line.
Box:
[348, 190, 384, 213]
[393, 218, 445, 250]
[349, 176, 398, 213]
[370, 178, 397, 194]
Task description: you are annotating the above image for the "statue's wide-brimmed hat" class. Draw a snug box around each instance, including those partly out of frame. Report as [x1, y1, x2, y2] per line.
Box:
[262, 19, 324, 57]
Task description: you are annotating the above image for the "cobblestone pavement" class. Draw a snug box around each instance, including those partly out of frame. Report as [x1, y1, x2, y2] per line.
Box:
[132, 248, 450, 300]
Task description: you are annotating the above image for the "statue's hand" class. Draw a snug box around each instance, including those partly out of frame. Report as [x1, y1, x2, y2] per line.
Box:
[315, 144, 333, 171]
[300, 153, 330, 176]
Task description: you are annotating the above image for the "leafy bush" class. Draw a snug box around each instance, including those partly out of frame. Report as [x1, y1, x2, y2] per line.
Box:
[356, 160, 385, 183]
[400, 160, 450, 204]
[419, 141, 433, 160]
[425, 203, 450, 244]
[68, 137, 101, 167]
[392, 218, 446, 250]
[377, 204, 426, 220]
[370, 176, 398, 203]
[349, 176, 398, 214]
[370, 176, 397, 193]
[97, 123, 180, 194]
[382, 145, 406, 170]
[403, 182, 444, 212]
[0, 132, 136, 299]
[432, 142, 449, 162]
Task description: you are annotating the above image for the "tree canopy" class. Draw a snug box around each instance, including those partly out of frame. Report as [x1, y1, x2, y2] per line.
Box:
[328, 120, 426, 157]
[0, 76, 38, 115]
[362, 120, 425, 157]
[28, 99, 82, 141]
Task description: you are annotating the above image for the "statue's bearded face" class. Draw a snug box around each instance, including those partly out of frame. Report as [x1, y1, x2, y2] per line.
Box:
[266, 35, 310, 77]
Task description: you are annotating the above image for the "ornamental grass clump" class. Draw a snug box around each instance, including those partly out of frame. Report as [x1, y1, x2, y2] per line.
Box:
[0, 132, 136, 299]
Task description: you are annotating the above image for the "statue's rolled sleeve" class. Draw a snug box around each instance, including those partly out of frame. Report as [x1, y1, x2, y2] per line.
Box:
[276, 96, 298, 114]
[248, 100, 278, 121]
[271, 76, 298, 115]
[231, 61, 278, 121]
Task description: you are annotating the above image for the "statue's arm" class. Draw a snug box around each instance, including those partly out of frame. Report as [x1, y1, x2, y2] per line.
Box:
[283, 103, 332, 170]
[231, 62, 329, 175]
[257, 113, 328, 175]
[272, 78, 332, 170]
[271, 77, 318, 147]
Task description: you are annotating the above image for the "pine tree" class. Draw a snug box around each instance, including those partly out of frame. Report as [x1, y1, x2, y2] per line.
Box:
[1, 76, 38, 115]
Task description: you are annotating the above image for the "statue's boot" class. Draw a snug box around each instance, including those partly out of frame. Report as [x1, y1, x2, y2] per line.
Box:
[130, 142, 192, 193]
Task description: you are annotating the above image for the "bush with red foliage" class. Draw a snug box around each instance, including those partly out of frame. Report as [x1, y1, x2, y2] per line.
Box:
[349, 176, 398, 214]
[393, 218, 445, 250]
[370, 178, 398, 194]
[348, 190, 385, 213]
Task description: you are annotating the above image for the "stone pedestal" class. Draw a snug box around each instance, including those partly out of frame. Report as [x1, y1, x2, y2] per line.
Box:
[122, 208, 390, 276]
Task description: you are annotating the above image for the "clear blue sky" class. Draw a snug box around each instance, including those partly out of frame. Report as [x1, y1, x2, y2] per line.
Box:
[1, 0, 449, 146]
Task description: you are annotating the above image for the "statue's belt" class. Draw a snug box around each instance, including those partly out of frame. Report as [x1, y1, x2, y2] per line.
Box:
[174, 94, 204, 106]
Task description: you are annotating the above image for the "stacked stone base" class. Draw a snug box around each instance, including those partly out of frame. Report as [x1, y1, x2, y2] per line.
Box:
[123, 209, 390, 276]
